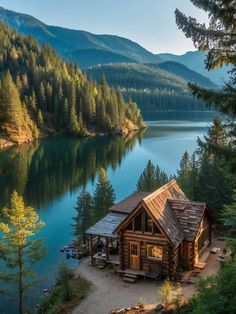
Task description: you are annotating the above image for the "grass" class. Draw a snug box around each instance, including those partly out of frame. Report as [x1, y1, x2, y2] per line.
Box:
[37, 275, 91, 314]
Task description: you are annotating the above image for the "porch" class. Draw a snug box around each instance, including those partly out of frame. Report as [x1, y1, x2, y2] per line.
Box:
[86, 212, 127, 266]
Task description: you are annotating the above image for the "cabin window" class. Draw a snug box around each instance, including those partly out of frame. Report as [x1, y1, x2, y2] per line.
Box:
[126, 221, 133, 231]
[126, 210, 162, 234]
[153, 223, 161, 234]
[147, 245, 163, 260]
[134, 212, 142, 232]
[144, 211, 153, 233]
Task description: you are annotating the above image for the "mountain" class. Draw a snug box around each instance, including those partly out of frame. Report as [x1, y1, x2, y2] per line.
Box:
[86, 63, 212, 114]
[0, 22, 144, 149]
[158, 51, 230, 85]
[0, 6, 160, 67]
[153, 61, 216, 88]
[63, 48, 136, 68]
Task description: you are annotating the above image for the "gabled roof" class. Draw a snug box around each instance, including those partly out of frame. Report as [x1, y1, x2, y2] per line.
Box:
[115, 180, 188, 246]
[86, 180, 213, 246]
[110, 192, 150, 214]
[168, 199, 207, 241]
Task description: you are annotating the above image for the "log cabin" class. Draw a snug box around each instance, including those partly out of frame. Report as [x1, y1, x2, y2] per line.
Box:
[86, 180, 213, 279]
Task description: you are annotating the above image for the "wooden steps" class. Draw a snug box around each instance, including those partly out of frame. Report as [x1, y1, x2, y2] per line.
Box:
[123, 273, 138, 283]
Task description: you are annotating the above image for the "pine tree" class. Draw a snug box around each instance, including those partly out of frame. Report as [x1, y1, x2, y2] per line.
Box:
[68, 103, 79, 134]
[221, 190, 236, 254]
[0, 191, 46, 314]
[136, 160, 157, 192]
[0, 71, 24, 134]
[93, 168, 116, 219]
[175, 0, 236, 172]
[72, 189, 93, 244]
[177, 151, 193, 198]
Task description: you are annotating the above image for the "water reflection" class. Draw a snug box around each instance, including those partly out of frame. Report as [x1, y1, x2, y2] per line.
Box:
[0, 132, 144, 208]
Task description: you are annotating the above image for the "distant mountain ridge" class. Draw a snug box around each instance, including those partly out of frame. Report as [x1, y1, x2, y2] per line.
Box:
[157, 51, 230, 85]
[0, 6, 159, 66]
[0, 6, 228, 86]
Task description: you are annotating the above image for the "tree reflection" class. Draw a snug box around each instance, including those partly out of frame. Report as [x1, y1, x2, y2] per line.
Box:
[0, 132, 145, 208]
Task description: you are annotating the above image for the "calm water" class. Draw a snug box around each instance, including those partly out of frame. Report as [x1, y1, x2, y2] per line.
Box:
[0, 120, 211, 313]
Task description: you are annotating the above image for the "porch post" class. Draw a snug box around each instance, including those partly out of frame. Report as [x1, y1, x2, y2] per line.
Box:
[106, 237, 109, 261]
[90, 234, 94, 265]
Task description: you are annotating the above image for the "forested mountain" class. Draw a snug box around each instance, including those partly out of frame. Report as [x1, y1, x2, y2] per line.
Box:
[0, 7, 159, 66]
[0, 22, 144, 149]
[86, 63, 215, 114]
[157, 51, 230, 85]
[153, 61, 216, 88]
[64, 48, 135, 68]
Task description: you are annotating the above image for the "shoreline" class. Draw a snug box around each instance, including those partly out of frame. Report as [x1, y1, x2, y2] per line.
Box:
[0, 125, 147, 151]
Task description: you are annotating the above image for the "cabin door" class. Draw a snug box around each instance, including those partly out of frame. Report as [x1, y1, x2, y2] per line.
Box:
[129, 242, 140, 270]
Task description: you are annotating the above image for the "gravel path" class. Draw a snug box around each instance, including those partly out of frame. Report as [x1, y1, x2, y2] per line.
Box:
[72, 259, 160, 314]
[72, 239, 222, 314]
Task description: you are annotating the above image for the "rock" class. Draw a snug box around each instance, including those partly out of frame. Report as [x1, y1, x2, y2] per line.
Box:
[155, 304, 163, 312]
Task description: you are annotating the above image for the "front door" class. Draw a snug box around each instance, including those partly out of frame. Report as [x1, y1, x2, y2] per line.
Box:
[129, 242, 140, 270]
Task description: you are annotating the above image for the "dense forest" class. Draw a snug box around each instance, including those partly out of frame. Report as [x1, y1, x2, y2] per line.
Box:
[86, 62, 216, 113]
[0, 22, 144, 148]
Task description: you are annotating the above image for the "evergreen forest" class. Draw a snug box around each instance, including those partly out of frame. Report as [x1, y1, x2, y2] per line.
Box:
[0, 22, 144, 148]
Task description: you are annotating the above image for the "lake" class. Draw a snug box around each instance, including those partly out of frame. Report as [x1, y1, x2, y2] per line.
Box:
[0, 120, 211, 313]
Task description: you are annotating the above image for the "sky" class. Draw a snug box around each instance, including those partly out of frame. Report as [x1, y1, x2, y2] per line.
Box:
[0, 0, 208, 54]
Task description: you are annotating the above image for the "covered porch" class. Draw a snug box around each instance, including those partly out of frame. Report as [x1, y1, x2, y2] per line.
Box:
[86, 212, 127, 267]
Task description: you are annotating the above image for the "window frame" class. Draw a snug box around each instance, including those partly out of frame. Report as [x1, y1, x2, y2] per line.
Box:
[147, 244, 163, 261]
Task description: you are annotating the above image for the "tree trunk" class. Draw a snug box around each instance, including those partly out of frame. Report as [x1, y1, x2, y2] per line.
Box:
[19, 246, 23, 314]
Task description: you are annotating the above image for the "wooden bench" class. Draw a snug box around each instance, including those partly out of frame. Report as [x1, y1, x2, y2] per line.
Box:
[145, 263, 161, 280]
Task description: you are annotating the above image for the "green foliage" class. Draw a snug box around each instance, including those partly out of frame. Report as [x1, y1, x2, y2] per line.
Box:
[37, 271, 90, 314]
[221, 191, 236, 255]
[86, 63, 212, 114]
[180, 262, 236, 314]
[72, 189, 94, 244]
[177, 118, 234, 218]
[0, 21, 144, 144]
[159, 279, 173, 309]
[93, 168, 116, 219]
[136, 160, 169, 192]
[175, 0, 236, 173]
[0, 191, 46, 314]
[56, 262, 74, 302]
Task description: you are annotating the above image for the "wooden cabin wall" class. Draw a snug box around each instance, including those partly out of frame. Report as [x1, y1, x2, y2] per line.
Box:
[119, 231, 175, 277]
[193, 213, 211, 266]
[181, 241, 194, 270]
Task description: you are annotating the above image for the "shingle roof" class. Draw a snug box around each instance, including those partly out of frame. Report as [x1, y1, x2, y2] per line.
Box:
[168, 199, 206, 241]
[142, 180, 188, 246]
[86, 180, 211, 247]
[110, 192, 150, 214]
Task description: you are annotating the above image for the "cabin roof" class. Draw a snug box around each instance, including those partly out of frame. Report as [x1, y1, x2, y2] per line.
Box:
[168, 199, 207, 241]
[86, 212, 127, 238]
[115, 180, 188, 246]
[110, 192, 150, 214]
[86, 180, 212, 245]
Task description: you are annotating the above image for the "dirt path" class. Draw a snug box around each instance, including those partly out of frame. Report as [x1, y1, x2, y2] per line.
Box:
[72, 238, 223, 314]
[72, 260, 195, 314]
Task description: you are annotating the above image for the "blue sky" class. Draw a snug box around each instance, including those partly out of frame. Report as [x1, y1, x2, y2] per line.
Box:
[0, 0, 208, 54]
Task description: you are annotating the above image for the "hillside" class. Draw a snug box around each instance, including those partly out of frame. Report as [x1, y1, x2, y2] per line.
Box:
[0, 22, 144, 149]
[86, 63, 215, 114]
[158, 51, 230, 85]
[0, 6, 159, 66]
[153, 61, 216, 88]
[64, 48, 136, 68]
